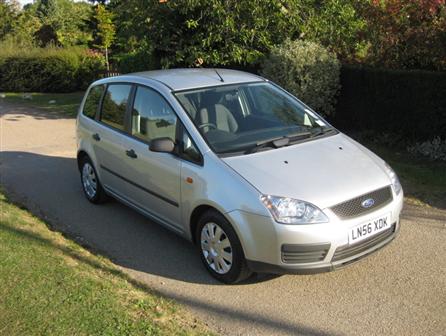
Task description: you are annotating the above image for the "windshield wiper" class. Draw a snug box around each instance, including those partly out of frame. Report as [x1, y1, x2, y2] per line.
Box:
[311, 127, 336, 138]
[245, 136, 290, 154]
[245, 131, 313, 154]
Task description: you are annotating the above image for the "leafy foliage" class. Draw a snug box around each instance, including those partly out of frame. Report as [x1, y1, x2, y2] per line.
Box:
[355, 0, 446, 70]
[1, 4, 41, 47]
[0, 46, 105, 92]
[2, 0, 445, 72]
[146, 0, 299, 68]
[294, 0, 367, 62]
[261, 40, 341, 116]
[7, 0, 93, 47]
[115, 42, 159, 73]
[93, 4, 116, 70]
[0, 0, 19, 40]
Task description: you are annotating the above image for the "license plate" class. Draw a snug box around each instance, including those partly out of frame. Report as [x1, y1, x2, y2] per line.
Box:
[349, 213, 391, 245]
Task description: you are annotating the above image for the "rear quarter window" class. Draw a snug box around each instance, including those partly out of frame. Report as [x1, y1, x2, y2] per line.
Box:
[100, 84, 132, 131]
[82, 85, 105, 119]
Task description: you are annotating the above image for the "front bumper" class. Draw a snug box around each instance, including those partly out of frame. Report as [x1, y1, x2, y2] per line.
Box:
[226, 190, 403, 274]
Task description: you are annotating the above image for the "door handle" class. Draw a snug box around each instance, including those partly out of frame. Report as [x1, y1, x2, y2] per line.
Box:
[92, 133, 101, 141]
[126, 149, 138, 159]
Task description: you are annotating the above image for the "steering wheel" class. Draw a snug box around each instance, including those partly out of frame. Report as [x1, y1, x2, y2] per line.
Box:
[198, 123, 218, 130]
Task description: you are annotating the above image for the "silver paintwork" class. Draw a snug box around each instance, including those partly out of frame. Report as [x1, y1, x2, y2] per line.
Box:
[76, 68, 403, 274]
[201, 222, 233, 274]
[132, 68, 264, 91]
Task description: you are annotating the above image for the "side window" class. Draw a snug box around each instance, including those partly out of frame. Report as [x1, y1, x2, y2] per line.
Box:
[131, 86, 177, 142]
[100, 84, 132, 131]
[83, 85, 104, 119]
[180, 128, 202, 164]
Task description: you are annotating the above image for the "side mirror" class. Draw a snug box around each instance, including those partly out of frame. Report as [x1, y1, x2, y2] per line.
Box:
[149, 137, 175, 153]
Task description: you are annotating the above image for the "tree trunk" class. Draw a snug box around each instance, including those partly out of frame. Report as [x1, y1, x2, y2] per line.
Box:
[105, 46, 109, 72]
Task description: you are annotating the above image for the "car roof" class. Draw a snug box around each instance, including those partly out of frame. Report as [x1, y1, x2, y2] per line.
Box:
[127, 68, 265, 91]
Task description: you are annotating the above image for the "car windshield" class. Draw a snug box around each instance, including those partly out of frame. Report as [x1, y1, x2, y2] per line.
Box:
[175, 82, 335, 155]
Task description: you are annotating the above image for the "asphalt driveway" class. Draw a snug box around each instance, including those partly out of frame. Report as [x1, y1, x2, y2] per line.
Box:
[1, 102, 445, 336]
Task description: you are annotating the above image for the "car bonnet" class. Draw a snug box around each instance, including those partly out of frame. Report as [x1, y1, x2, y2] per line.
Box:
[222, 133, 391, 210]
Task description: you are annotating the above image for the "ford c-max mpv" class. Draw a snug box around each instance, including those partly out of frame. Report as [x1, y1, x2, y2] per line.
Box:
[76, 69, 403, 283]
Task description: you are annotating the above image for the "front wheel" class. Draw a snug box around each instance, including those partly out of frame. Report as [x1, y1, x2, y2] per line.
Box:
[196, 210, 252, 284]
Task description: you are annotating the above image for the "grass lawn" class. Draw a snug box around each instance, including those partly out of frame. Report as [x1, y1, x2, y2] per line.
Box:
[1, 92, 84, 117]
[0, 192, 213, 336]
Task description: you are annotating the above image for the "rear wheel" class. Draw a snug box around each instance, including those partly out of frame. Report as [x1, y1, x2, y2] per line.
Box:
[196, 210, 252, 284]
[80, 156, 107, 204]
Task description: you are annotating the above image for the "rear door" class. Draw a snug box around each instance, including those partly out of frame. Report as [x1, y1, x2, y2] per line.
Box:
[118, 85, 182, 230]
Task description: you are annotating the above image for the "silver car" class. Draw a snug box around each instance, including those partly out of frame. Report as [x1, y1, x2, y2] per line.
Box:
[76, 69, 403, 283]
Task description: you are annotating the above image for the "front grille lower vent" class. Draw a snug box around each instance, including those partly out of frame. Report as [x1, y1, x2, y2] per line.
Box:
[281, 243, 330, 264]
[330, 186, 393, 219]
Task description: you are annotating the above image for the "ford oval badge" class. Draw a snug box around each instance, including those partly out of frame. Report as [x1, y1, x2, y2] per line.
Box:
[361, 198, 375, 208]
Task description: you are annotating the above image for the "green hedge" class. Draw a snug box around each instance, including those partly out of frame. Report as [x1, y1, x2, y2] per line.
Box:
[0, 47, 106, 93]
[334, 66, 446, 141]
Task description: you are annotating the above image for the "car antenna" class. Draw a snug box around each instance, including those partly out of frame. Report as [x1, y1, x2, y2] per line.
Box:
[214, 69, 224, 82]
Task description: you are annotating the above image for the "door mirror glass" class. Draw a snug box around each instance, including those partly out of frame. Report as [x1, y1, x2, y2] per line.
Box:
[149, 137, 175, 153]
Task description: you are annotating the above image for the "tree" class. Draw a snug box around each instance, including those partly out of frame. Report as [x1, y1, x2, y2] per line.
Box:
[0, 0, 19, 40]
[32, 0, 93, 46]
[6, 7, 42, 47]
[292, 0, 367, 62]
[355, 0, 446, 70]
[108, 0, 367, 68]
[36, 0, 57, 22]
[145, 0, 300, 68]
[94, 4, 116, 71]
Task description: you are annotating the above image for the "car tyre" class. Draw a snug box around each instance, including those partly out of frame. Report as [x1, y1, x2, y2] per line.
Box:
[80, 156, 107, 204]
[196, 210, 252, 284]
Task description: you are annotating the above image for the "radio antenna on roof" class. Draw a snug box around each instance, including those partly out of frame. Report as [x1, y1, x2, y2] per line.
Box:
[214, 69, 224, 82]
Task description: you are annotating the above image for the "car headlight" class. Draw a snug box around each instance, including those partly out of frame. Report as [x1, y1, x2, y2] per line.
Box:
[384, 162, 402, 195]
[260, 195, 329, 224]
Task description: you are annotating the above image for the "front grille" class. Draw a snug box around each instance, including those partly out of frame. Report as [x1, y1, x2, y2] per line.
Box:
[332, 223, 396, 262]
[281, 243, 330, 264]
[330, 186, 393, 219]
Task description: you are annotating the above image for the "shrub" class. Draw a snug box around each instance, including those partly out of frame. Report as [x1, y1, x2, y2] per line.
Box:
[77, 49, 107, 89]
[261, 40, 341, 116]
[334, 65, 446, 142]
[0, 46, 106, 93]
[407, 137, 446, 162]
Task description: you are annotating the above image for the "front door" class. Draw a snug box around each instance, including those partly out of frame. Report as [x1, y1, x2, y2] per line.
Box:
[119, 85, 182, 230]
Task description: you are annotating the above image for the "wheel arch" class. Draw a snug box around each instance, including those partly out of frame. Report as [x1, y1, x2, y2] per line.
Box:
[77, 150, 89, 171]
[190, 204, 218, 245]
